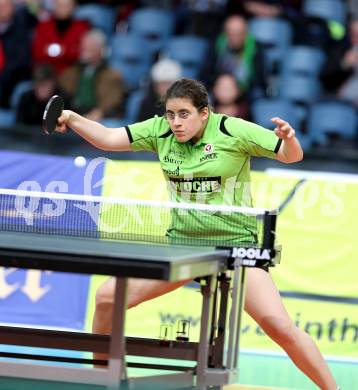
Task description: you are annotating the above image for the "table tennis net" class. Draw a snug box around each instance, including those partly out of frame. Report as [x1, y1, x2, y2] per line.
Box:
[0, 189, 276, 247]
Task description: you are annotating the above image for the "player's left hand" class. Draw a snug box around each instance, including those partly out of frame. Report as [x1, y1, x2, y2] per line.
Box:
[271, 117, 295, 140]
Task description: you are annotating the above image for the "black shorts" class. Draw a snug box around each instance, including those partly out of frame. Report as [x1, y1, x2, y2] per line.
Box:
[256, 262, 270, 273]
[193, 262, 269, 283]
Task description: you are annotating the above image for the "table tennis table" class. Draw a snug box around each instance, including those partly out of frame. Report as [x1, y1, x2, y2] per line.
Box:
[0, 190, 280, 390]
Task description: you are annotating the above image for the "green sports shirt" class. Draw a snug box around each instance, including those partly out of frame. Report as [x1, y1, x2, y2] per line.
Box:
[126, 112, 281, 244]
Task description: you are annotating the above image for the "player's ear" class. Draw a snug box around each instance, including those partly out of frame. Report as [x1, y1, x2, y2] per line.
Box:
[200, 106, 209, 120]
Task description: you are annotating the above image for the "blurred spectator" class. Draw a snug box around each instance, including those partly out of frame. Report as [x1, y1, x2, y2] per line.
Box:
[214, 15, 266, 93]
[0, 0, 36, 108]
[227, 0, 302, 19]
[59, 29, 125, 122]
[211, 73, 249, 119]
[14, 0, 44, 17]
[184, 0, 228, 41]
[241, 0, 284, 17]
[321, 19, 358, 105]
[139, 0, 175, 8]
[77, 0, 119, 4]
[228, 1, 306, 46]
[32, 0, 90, 74]
[338, 20, 358, 107]
[349, 0, 358, 20]
[16, 63, 67, 126]
[137, 58, 182, 122]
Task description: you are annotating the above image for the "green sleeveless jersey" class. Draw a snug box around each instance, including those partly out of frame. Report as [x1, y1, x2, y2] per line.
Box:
[126, 112, 281, 244]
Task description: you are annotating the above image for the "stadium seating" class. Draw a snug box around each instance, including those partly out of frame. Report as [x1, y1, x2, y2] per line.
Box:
[281, 46, 326, 77]
[307, 100, 358, 145]
[163, 35, 209, 79]
[303, 0, 347, 25]
[251, 98, 312, 150]
[110, 34, 152, 90]
[75, 4, 117, 38]
[128, 7, 174, 55]
[249, 17, 293, 73]
[125, 89, 145, 123]
[278, 74, 322, 105]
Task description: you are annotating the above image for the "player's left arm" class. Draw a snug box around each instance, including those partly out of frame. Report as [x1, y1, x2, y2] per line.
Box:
[272, 117, 303, 163]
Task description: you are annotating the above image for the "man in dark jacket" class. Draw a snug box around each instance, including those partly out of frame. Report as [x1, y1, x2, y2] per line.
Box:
[0, 0, 36, 108]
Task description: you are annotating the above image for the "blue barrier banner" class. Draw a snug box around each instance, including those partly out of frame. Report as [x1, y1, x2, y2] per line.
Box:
[0, 150, 105, 329]
[0, 269, 89, 329]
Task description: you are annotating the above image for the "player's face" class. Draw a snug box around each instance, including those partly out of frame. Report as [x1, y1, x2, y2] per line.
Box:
[165, 98, 209, 143]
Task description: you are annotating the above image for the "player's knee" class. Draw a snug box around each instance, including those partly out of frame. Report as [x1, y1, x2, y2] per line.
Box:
[260, 316, 296, 346]
[127, 288, 145, 309]
[95, 284, 115, 310]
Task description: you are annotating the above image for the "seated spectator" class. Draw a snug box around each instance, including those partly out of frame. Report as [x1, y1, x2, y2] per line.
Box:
[228, 1, 307, 47]
[337, 21, 358, 106]
[76, 0, 119, 4]
[32, 0, 90, 74]
[0, 0, 36, 108]
[137, 58, 182, 122]
[59, 29, 125, 121]
[214, 14, 266, 93]
[211, 73, 249, 119]
[349, 0, 358, 20]
[184, 0, 228, 41]
[321, 19, 358, 105]
[241, 0, 284, 17]
[16, 63, 68, 126]
[227, 0, 302, 19]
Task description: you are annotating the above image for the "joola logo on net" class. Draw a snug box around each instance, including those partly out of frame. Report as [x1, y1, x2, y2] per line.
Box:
[232, 247, 272, 260]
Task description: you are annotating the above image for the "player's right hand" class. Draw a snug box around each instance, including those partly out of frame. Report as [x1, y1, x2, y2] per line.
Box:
[55, 110, 71, 133]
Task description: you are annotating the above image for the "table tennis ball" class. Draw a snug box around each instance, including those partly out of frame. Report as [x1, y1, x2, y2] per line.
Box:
[74, 156, 87, 167]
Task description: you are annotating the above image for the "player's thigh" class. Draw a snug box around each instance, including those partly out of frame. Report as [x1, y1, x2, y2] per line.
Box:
[96, 277, 190, 307]
[244, 267, 290, 324]
[127, 278, 191, 306]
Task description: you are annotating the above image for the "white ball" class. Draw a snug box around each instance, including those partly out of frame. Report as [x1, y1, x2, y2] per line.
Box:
[74, 156, 87, 167]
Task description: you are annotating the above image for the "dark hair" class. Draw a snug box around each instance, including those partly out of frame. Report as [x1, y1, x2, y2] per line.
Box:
[33, 63, 56, 83]
[162, 78, 209, 111]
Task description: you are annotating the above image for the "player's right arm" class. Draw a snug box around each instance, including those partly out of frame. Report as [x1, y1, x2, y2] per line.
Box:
[56, 110, 132, 152]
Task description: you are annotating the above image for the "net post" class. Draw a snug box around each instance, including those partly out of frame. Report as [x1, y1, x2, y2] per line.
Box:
[263, 210, 277, 249]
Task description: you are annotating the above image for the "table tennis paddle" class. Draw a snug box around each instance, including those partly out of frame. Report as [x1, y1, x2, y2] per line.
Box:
[42, 95, 64, 135]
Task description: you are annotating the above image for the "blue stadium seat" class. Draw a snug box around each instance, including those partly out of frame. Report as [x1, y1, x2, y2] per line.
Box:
[307, 100, 358, 145]
[281, 46, 326, 77]
[249, 18, 293, 73]
[125, 89, 145, 123]
[75, 4, 117, 38]
[251, 98, 301, 130]
[0, 109, 15, 127]
[278, 74, 322, 104]
[303, 0, 347, 24]
[128, 7, 174, 55]
[163, 35, 209, 79]
[110, 34, 152, 90]
[100, 118, 129, 128]
[10, 80, 33, 111]
[251, 98, 312, 150]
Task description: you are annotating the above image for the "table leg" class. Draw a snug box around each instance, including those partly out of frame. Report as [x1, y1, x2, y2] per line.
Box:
[107, 277, 128, 390]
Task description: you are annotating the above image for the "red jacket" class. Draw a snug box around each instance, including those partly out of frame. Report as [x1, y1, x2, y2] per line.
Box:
[32, 18, 90, 74]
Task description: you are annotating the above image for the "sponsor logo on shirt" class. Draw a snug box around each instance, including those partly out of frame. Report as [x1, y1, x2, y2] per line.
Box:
[204, 144, 213, 153]
[163, 155, 183, 165]
[163, 166, 180, 176]
[200, 152, 218, 162]
[168, 148, 185, 157]
[168, 176, 221, 193]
